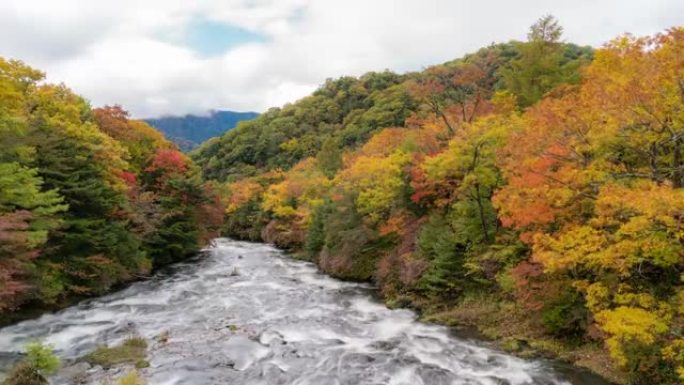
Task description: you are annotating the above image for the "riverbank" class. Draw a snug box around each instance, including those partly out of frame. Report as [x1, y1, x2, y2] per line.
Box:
[284, 249, 623, 385]
[416, 297, 623, 384]
[0, 250, 210, 329]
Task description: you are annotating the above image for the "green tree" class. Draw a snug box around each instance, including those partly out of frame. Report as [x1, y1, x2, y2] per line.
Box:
[316, 138, 342, 178]
[502, 15, 584, 107]
[0, 163, 66, 310]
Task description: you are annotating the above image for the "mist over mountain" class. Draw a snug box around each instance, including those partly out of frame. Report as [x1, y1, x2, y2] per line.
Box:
[145, 110, 259, 151]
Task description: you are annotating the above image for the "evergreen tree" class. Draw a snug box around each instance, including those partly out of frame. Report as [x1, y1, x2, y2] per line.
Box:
[502, 15, 580, 107]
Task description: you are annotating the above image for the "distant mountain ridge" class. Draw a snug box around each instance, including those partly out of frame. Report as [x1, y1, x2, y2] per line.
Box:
[145, 110, 259, 151]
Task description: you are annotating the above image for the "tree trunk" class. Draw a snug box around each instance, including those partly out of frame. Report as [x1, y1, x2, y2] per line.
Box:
[440, 110, 455, 135]
[650, 143, 660, 184]
[474, 183, 490, 243]
[673, 133, 682, 188]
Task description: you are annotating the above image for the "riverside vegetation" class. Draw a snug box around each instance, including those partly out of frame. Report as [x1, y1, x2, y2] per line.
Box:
[0, 59, 224, 382]
[192, 17, 684, 385]
[0, 15, 683, 385]
[0, 49, 223, 383]
[0, 64, 224, 322]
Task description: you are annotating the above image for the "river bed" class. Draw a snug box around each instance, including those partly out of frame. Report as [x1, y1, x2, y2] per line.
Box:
[0, 239, 607, 385]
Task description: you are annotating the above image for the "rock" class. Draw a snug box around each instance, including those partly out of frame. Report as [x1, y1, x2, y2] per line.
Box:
[52, 362, 91, 385]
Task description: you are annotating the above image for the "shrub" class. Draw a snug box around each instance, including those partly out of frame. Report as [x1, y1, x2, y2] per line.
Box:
[24, 342, 60, 374]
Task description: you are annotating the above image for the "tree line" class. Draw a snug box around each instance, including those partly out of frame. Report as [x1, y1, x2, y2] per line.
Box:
[0, 62, 223, 321]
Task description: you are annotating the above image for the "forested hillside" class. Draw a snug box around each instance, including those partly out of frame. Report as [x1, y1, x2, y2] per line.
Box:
[0, 62, 223, 321]
[195, 17, 684, 384]
[145, 110, 258, 152]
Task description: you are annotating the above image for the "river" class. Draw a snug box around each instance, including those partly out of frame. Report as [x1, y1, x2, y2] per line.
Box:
[0, 239, 607, 385]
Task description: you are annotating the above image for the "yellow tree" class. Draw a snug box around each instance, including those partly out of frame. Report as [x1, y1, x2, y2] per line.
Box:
[335, 150, 411, 223]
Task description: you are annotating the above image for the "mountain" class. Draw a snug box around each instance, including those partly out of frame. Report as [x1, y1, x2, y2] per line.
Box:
[145, 110, 259, 151]
[192, 41, 592, 181]
[191, 20, 684, 385]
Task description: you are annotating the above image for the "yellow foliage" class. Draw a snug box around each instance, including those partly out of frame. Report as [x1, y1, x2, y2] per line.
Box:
[532, 225, 607, 273]
[596, 306, 670, 367]
[662, 339, 684, 381]
[224, 179, 263, 214]
[584, 282, 610, 312]
[261, 157, 330, 225]
[335, 150, 410, 222]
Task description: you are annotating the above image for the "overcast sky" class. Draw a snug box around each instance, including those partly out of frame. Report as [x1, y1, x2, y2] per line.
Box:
[0, 1, 681, 118]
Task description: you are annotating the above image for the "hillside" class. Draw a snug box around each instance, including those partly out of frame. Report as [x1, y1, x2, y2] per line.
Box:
[145, 110, 258, 151]
[0, 64, 223, 322]
[192, 41, 591, 181]
[194, 18, 684, 385]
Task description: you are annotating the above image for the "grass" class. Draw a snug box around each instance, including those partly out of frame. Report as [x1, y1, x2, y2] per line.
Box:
[1, 362, 48, 385]
[81, 337, 148, 369]
[116, 370, 146, 385]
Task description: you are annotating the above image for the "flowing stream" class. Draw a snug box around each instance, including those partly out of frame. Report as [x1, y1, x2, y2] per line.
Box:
[0, 239, 607, 385]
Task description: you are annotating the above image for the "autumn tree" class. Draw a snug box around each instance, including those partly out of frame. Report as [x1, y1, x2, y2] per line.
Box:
[93, 106, 172, 171]
[408, 56, 496, 135]
[495, 29, 684, 383]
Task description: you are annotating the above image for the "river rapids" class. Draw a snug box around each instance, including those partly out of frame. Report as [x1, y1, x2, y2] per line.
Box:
[0, 239, 606, 385]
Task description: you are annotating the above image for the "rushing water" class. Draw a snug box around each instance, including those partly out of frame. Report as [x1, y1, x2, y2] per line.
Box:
[0, 239, 606, 385]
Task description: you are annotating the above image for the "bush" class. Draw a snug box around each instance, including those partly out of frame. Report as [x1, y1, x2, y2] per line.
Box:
[24, 342, 60, 374]
[540, 289, 587, 339]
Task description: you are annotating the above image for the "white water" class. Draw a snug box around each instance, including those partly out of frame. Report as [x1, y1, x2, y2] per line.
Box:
[0, 239, 604, 384]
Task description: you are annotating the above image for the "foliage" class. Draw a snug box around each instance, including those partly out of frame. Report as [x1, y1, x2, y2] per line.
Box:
[24, 342, 60, 374]
[501, 15, 592, 108]
[203, 22, 682, 384]
[0, 58, 222, 317]
[5, 16, 682, 384]
[1, 342, 57, 385]
[494, 28, 684, 383]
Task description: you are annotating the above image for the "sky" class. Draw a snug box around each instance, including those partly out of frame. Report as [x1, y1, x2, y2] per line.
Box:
[0, 1, 682, 118]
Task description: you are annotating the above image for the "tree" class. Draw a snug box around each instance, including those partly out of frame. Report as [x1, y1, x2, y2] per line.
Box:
[0, 58, 43, 164]
[0, 163, 66, 310]
[408, 57, 497, 135]
[416, 214, 465, 297]
[335, 150, 411, 223]
[142, 149, 209, 265]
[495, 29, 684, 383]
[501, 15, 586, 108]
[93, 106, 172, 172]
[316, 138, 342, 178]
[420, 114, 520, 243]
[528, 15, 563, 43]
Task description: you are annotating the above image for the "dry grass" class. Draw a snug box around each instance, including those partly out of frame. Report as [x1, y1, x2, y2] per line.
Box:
[81, 337, 148, 369]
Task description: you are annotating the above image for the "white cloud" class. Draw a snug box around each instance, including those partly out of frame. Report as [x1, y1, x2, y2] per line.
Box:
[0, 0, 681, 118]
